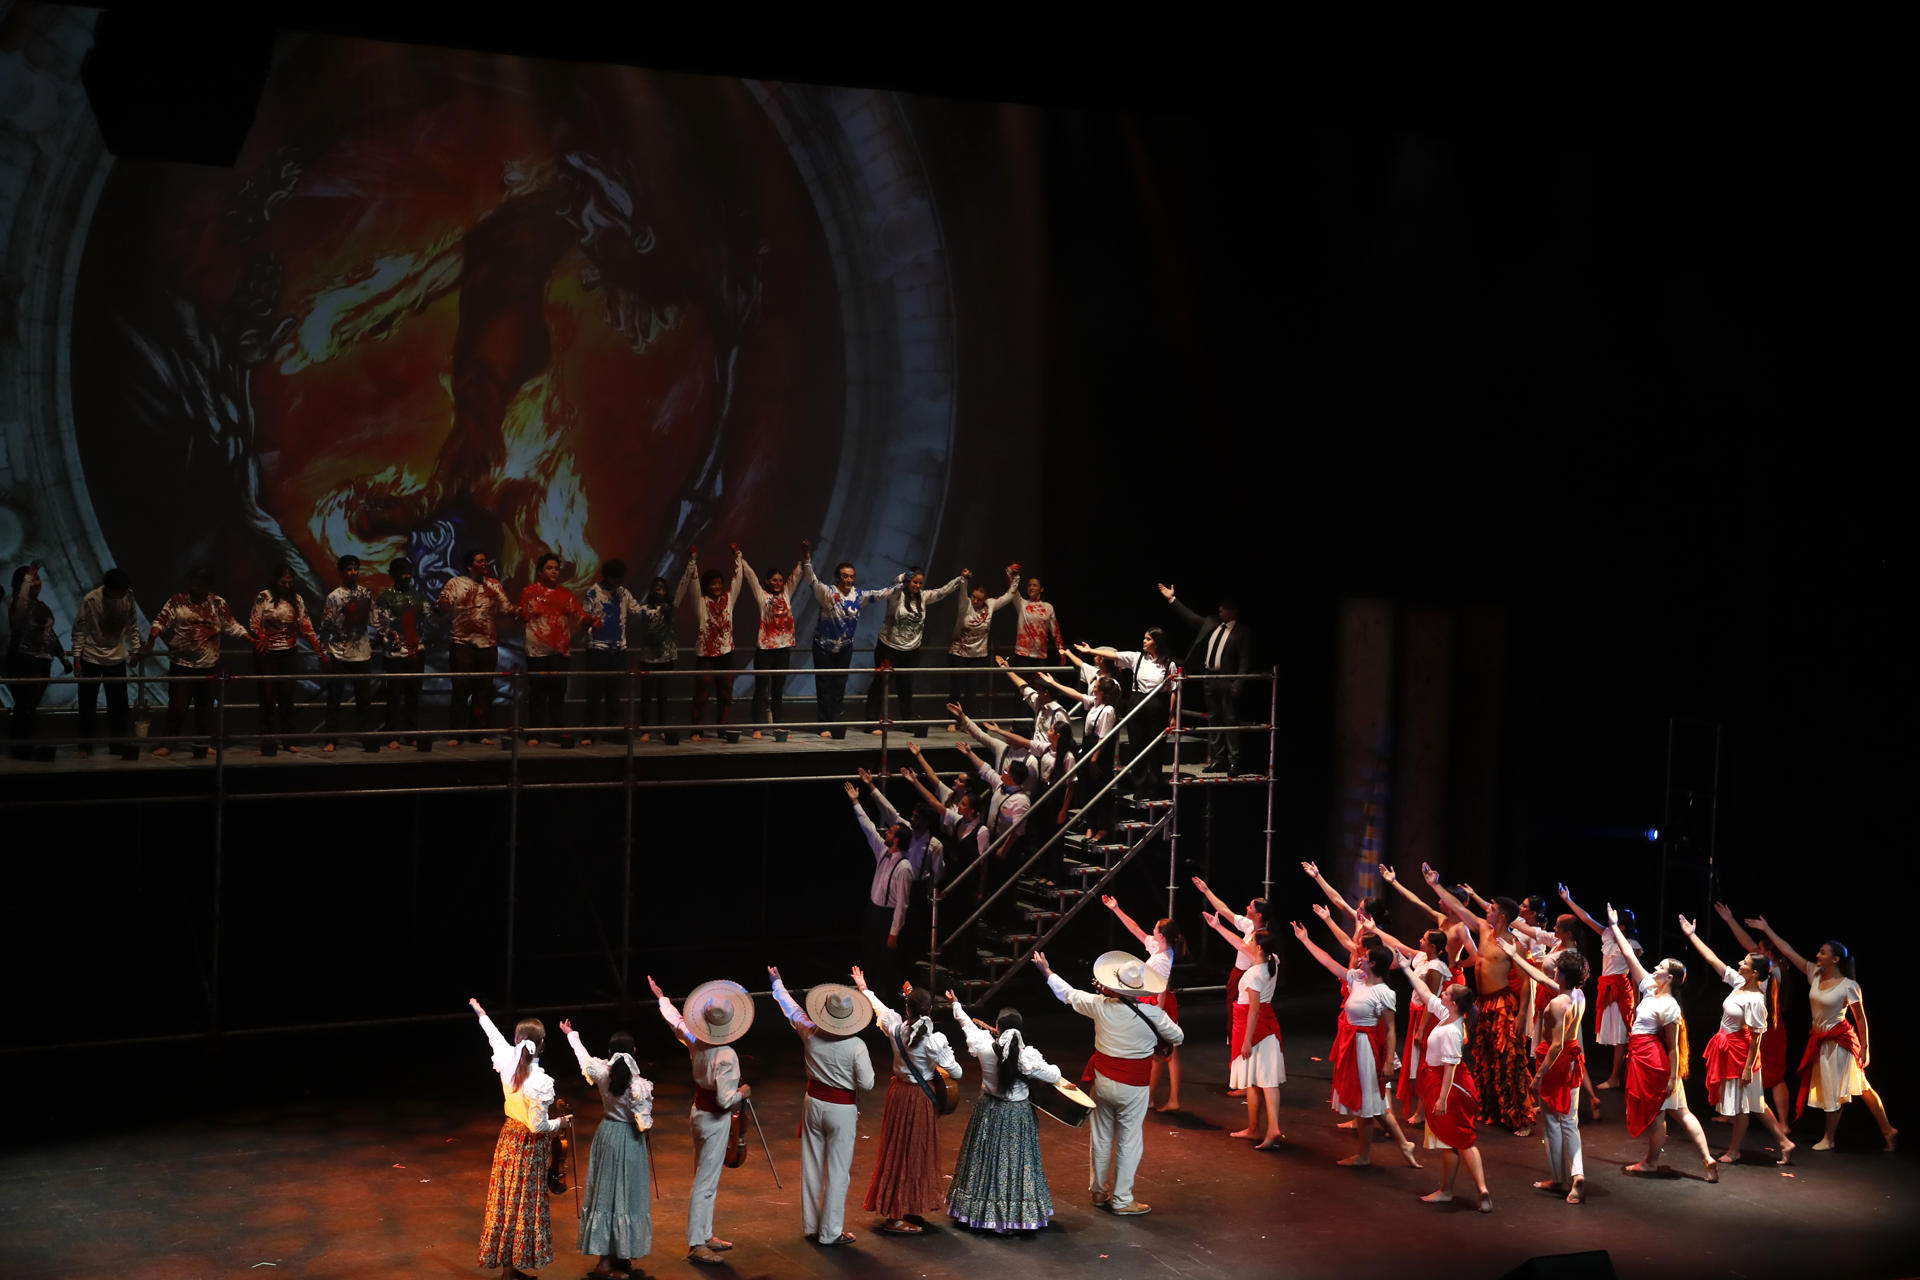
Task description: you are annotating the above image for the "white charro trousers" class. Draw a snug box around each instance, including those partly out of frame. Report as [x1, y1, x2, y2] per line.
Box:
[686, 1106, 731, 1248]
[800, 1096, 858, 1242]
[1089, 1072, 1149, 1206]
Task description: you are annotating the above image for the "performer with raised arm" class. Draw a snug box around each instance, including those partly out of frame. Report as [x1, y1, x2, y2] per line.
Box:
[147, 567, 249, 757]
[1561, 883, 1640, 1090]
[6, 563, 72, 759]
[1037, 669, 1121, 840]
[468, 998, 572, 1280]
[1200, 911, 1284, 1144]
[648, 975, 753, 1266]
[1715, 901, 1795, 1127]
[318, 554, 376, 752]
[866, 565, 966, 731]
[1075, 626, 1175, 799]
[848, 781, 916, 996]
[742, 544, 809, 736]
[517, 553, 593, 747]
[374, 557, 433, 749]
[630, 576, 677, 739]
[1498, 940, 1589, 1202]
[1011, 574, 1065, 671]
[945, 565, 1021, 724]
[1604, 905, 1719, 1181]
[807, 555, 899, 733]
[1294, 915, 1421, 1167]
[1677, 915, 1796, 1164]
[559, 1017, 655, 1276]
[1191, 875, 1272, 1095]
[1378, 863, 1448, 929]
[250, 563, 325, 754]
[71, 567, 147, 758]
[1032, 948, 1185, 1216]
[1745, 914, 1897, 1152]
[860, 767, 946, 884]
[1392, 924, 1453, 1127]
[1158, 582, 1251, 774]
[675, 546, 745, 739]
[1424, 866, 1538, 1135]
[438, 550, 516, 746]
[1390, 955, 1492, 1213]
[768, 965, 874, 1248]
[898, 743, 990, 890]
[577, 560, 639, 745]
[852, 968, 963, 1237]
[944, 992, 1063, 1233]
[1102, 894, 1187, 1114]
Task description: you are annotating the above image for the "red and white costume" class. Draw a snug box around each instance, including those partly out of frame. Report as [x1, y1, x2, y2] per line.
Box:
[1796, 963, 1868, 1115]
[1231, 960, 1284, 1089]
[1704, 967, 1770, 1116]
[1396, 955, 1452, 1108]
[1331, 970, 1395, 1118]
[1411, 986, 1477, 1150]
[1595, 930, 1643, 1045]
[1139, 933, 1181, 1025]
[1623, 976, 1687, 1136]
[1013, 597, 1064, 660]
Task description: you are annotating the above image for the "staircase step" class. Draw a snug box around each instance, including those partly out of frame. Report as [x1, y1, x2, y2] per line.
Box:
[981, 954, 1018, 973]
[1116, 820, 1153, 833]
[1069, 863, 1109, 881]
[1022, 909, 1063, 927]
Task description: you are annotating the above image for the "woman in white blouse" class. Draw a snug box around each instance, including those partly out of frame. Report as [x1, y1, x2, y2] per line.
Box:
[852, 967, 964, 1235]
[1605, 907, 1718, 1182]
[1394, 953, 1492, 1212]
[1293, 918, 1421, 1168]
[560, 1018, 655, 1277]
[943, 996, 1063, 1233]
[1202, 911, 1284, 1146]
[469, 998, 573, 1280]
[1075, 629, 1174, 800]
[1676, 917, 1795, 1165]
[1103, 894, 1188, 1113]
[1745, 915, 1896, 1152]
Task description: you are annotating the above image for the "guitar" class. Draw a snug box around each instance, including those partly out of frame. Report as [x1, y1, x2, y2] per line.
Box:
[932, 1066, 961, 1115]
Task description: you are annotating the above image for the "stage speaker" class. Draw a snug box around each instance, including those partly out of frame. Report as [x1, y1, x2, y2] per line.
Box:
[662, 731, 680, 745]
[191, 744, 208, 759]
[1498, 1251, 1616, 1280]
[722, 729, 742, 744]
[80, 11, 276, 166]
[828, 726, 847, 740]
[913, 723, 929, 739]
[416, 737, 433, 753]
[772, 729, 790, 743]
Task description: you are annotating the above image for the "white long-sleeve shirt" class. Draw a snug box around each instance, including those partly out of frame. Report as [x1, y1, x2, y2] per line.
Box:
[657, 997, 743, 1107]
[677, 555, 745, 658]
[771, 977, 878, 1094]
[948, 572, 1021, 657]
[808, 563, 899, 652]
[869, 787, 946, 883]
[877, 574, 965, 651]
[857, 799, 915, 936]
[742, 559, 808, 650]
[72, 587, 142, 665]
[319, 586, 375, 662]
[863, 992, 963, 1084]
[1111, 649, 1171, 698]
[477, 1013, 563, 1132]
[566, 1029, 655, 1129]
[438, 574, 514, 648]
[950, 999, 1062, 1100]
[150, 592, 248, 669]
[972, 758, 1032, 844]
[1046, 973, 1184, 1059]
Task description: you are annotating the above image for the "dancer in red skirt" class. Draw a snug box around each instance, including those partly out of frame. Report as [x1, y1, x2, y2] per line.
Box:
[1201, 911, 1285, 1145]
[1744, 915, 1897, 1152]
[1562, 884, 1640, 1090]
[1190, 876, 1270, 1097]
[1679, 915, 1796, 1164]
[470, 998, 573, 1279]
[1394, 952, 1491, 1212]
[1715, 902, 1795, 1130]
[1500, 941, 1589, 1203]
[1101, 894, 1187, 1112]
[853, 967, 964, 1235]
[1606, 906, 1718, 1182]
[1294, 917, 1421, 1168]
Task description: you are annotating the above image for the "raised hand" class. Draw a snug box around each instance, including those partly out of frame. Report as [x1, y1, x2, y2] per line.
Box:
[1101, 893, 1119, 911]
[899, 766, 916, 781]
[907, 741, 923, 756]
[1422, 863, 1439, 887]
[1290, 920, 1309, 942]
[960, 568, 972, 578]
[646, 975, 666, 1000]
[946, 701, 965, 718]
[843, 781, 859, 800]
[1558, 882, 1572, 903]
[1157, 583, 1175, 601]
[767, 965, 781, 983]
[1311, 903, 1332, 922]
[468, 996, 484, 1012]
[982, 721, 1001, 734]
[558, 1018, 574, 1034]
[1191, 875, 1209, 893]
[858, 767, 873, 785]
[1030, 950, 1051, 976]
[850, 965, 867, 991]
[1605, 903, 1619, 927]
[1678, 914, 1696, 936]
[1300, 860, 1319, 878]
[1006, 563, 1020, 576]
[1713, 901, 1734, 920]
[1378, 863, 1398, 884]
[993, 655, 1010, 668]
[944, 989, 958, 1004]
[1745, 915, 1769, 932]
[1495, 937, 1517, 957]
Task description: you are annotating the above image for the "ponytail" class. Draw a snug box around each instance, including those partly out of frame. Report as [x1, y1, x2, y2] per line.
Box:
[905, 987, 934, 1045]
[1155, 918, 1188, 961]
[510, 1040, 536, 1092]
[606, 1031, 637, 1097]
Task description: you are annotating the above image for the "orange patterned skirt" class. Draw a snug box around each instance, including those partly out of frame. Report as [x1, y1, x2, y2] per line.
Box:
[478, 1117, 553, 1271]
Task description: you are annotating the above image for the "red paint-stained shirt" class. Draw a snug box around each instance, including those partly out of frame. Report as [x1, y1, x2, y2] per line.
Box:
[674, 556, 744, 658]
[518, 583, 591, 659]
[1014, 598, 1064, 660]
[438, 575, 514, 648]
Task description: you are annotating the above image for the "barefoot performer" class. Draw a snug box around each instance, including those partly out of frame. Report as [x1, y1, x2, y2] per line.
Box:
[1605, 905, 1719, 1183]
[1677, 915, 1796, 1165]
[1425, 865, 1538, 1134]
[1392, 955, 1492, 1213]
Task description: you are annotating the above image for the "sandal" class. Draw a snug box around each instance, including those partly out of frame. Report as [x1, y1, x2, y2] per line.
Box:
[876, 1220, 924, 1235]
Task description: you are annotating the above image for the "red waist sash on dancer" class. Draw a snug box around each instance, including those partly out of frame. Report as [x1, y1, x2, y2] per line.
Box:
[1418, 1061, 1479, 1148]
[1596, 973, 1636, 1029]
[1760, 1022, 1788, 1088]
[1793, 1021, 1862, 1118]
[806, 1079, 857, 1105]
[1396, 1001, 1432, 1106]
[1082, 1052, 1154, 1088]
[1332, 1010, 1391, 1111]
[1624, 1031, 1673, 1136]
[692, 1085, 729, 1114]
[1141, 988, 1181, 1025]
[1534, 1041, 1585, 1115]
[1703, 1029, 1755, 1094]
[1229, 997, 1281, 1053]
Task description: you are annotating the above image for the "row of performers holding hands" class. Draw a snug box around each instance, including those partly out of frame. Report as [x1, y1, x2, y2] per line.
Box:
[466, 949, 1181, 1279]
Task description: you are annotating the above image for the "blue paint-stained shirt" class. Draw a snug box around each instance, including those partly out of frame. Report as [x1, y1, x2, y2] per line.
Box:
[807, 567, 898, 653]
[582, 582, 640, 652]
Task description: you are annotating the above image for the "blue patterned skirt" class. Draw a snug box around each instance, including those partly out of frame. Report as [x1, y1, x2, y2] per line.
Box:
[946, 1093, 1054, 1231]
[578, 1119, 651, 1260]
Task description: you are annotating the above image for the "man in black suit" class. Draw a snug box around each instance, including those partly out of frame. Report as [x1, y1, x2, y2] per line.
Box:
[1159, 583, 1253, 774]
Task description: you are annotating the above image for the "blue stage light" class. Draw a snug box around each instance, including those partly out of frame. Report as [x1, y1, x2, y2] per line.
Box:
[1645, 827, 1659, 842]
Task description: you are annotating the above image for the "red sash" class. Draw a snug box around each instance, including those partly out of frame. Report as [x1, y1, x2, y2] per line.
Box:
[1596, 973, 1636, 1030]
[1624, 1032, 1673, 1137]
[1534, 1041, 1585, 1115]
[1793, 1021, 1862, 1118]
[1703, 1029, 1754, 1094]
[806, 1079, 857, 1106]
[692, 1085, 728, 1115]
[1418, 1061, 1479, 1148]
[1396, 1001, 1431, 1106]
[1083, 1051, 1153, 1088]
[1230, 998, 1281, 1054]
[1332, 1010, 1391, 1111]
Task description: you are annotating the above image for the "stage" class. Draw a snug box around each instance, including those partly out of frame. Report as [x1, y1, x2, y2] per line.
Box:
[2, 1000, 1909, 1280]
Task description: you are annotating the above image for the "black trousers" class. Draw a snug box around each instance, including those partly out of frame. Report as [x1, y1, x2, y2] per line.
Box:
[1203, 678, 1240, 771]
[448, 642, 498, 733]
[324, 657, 374, 745]
[583, 650, 626, 728]
[945, 652, 992, 716]
[163, 661, 215, 743]
[256, 648, 300, 746]
[812, 642, 854, 721]
[691, 653, 734, 725]
[526, 654, 570, 732]
[1124, 684, 1171, 798]
[635, 660, 673, 727]
[5, 654, 50, 756]
[76, 659, 129, 745]
[864, 641, 921, 724]
[384, 653, 424, 738]
[863, 902, 904, 996]
[750, 646, 792, 723]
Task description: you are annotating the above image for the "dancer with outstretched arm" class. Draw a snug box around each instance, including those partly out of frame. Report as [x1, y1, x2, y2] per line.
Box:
[469, 998, 573, 1279]
[944, 992, 1063, 1234]
[1677, 915, 1796, 1165]
[1391, 955, 1492, 1213]
[852, 968, 963, 1237]
[1293, 917, 1421, 1168]
[1713, 901, 1795, 1128]
[1605, 905, 1719, 1182]
[1191, 875, 1272, 1096]
[649, 975, 754, 1266]
[1101, 894, 1187, 1113]
[559, 1017, 655, 1277]
[768, 965, 874, 1247]
[1561, 883, 1640, 1090]
[1200, 911, 1284, 1145]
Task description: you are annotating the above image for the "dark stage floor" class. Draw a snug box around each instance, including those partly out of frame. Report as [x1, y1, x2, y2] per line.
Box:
[2, 1003, 1912, 1280]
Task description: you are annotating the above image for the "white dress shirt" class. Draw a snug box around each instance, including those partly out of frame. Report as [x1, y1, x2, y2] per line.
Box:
[856, 799, 916, 936]
[566, 1029, 655, 1129]
[657, 998, 743, 1106]
[478, 1013, 563, 1132]
[772, 977, 878, 1094]
[1046, 973, 1185, 1059]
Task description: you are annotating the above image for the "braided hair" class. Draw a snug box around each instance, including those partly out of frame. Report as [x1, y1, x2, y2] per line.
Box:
[904, 986, 934, 1046]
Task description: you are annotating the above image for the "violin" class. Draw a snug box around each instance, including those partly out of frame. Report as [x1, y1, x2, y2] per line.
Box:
[724, 1104, 747, 1169]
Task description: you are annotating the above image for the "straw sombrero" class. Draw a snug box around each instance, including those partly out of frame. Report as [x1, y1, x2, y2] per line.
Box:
[804, 983, 873, 1037]
[683, 979, 755, 1045]
[1092, 950, 1167, 996]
